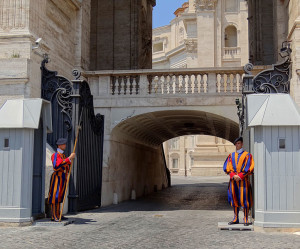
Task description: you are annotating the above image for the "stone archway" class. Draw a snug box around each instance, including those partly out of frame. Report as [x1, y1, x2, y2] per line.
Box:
[101, 109, 239, 206]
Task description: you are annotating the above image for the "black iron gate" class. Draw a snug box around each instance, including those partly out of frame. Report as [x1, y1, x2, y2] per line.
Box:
[41, 59, 104, 212]
[72, 72, 104, 211]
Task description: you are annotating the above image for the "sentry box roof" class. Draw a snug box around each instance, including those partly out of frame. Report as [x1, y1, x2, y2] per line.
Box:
[0, 98, 52, 132]
[247, 94, 300, 127]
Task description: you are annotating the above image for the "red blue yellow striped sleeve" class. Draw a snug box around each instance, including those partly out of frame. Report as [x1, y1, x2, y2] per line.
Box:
[51, 153, 71, 171]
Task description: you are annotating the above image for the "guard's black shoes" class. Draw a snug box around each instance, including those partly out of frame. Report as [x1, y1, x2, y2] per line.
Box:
[244, 223, 249, 226]
[61, 216, 68, 220]
[228, 220, 239, 225]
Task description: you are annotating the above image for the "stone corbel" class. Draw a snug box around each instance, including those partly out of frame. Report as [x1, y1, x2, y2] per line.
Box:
[194, 0, 218, 11]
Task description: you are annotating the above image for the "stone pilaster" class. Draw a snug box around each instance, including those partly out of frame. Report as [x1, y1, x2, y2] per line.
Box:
[195, 0, 218, 67]
[0, 0, 30, 33]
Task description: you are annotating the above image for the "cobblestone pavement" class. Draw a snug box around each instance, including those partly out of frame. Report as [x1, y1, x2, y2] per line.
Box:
[1, 176, 300, 249]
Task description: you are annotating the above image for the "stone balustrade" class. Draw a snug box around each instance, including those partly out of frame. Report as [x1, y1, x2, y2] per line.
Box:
[84, 67, 265, 97]
[223, 47, 241, 59]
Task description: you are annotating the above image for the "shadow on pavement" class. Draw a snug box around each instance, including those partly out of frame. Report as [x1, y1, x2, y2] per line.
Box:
[79, 181, 232, 214]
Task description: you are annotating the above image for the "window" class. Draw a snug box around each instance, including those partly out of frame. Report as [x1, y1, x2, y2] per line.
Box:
[172, 158, 179, 168]
[169, 138, 179, 149]
[4, 138, 9, 148]
[225, 25, 237, 47]
[279, 138, 286, 150]
[153, 42, 163, 53]
[225, 0, 238, 12]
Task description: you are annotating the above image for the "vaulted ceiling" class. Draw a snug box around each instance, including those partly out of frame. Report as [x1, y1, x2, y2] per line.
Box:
[113, 110, 239, 147]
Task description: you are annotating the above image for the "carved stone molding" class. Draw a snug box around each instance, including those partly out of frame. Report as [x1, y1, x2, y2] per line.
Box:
[184, 39, 197, 53]
[194, 0, 218, 11]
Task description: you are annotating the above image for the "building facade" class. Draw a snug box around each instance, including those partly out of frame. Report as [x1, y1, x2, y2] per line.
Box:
[153, 0, 249, 69]
[153, 0, 245, 175]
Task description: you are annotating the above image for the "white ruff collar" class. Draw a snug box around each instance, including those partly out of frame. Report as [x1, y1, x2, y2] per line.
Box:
[237, 148, 244, 154]
[57, 148, 64, 154]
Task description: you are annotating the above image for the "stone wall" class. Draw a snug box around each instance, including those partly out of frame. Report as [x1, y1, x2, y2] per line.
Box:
[90, 0, 155, 70]
[0, 0, 91, 104]
[101, 132, 168, 206]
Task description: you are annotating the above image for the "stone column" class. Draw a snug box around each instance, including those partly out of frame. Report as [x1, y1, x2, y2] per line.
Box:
[90, 0, 156, 70]
[194, 0, 218, 67]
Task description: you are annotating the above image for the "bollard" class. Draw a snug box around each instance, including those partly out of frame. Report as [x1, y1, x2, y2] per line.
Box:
[113, 193, 118, 204]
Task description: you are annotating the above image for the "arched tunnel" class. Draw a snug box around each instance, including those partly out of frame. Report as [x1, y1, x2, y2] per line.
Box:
[101, 110, 239, 206]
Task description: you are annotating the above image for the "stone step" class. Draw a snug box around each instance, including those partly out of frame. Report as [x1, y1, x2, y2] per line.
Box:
[33, 218, 75, 227]
[218, 222, 253, 231]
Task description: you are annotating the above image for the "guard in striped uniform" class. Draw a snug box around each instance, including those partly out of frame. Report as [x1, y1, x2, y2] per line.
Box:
[223, 137, 254, 226]
[48, 138, 75, 221]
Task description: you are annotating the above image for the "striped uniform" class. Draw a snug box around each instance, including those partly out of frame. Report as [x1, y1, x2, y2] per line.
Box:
[223, 150, 254, 209]
[48, 152, 71, 221]
[48, 152, 71, 204]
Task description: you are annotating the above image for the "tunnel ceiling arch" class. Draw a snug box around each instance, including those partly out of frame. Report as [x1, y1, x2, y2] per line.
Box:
[113, 110, 239, 147]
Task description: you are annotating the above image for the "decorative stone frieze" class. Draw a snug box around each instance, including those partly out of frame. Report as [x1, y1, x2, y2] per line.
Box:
[184, 39, 197, 53]
[194, 0, 218, 11]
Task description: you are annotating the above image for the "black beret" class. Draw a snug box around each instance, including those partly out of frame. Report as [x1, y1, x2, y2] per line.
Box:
[233, 137, 243, 145]
[56, 138, 68, 145]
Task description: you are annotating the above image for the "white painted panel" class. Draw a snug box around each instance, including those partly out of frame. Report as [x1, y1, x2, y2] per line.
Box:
[7, 129, 16, 206]
[12, 129, 23, 206]
[21, 129, 34, 209]
[286, 127, 294, 210]
[279, 127, 287, 210]
[255, 127, 265, 210]
[264, 127, 273, 210]
[0, 130, 4, 205]
[1, 129, 9, 206]
[271, 126, 280, 210]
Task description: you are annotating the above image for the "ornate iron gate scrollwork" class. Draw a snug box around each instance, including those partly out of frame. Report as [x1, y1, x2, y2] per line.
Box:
[41, 61, 104, 212]
[41, 58, 73, 155]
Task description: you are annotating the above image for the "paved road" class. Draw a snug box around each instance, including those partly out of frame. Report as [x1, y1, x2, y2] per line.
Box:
[1, 176, 300, 249]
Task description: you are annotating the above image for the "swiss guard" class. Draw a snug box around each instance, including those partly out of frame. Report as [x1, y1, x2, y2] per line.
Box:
[48, 138, 76, 221]
[223, 137, 254, 226]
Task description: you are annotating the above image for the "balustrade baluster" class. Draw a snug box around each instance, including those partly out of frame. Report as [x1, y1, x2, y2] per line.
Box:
[224, 74, 228, 93]
[123, 76, 128, 95]
[111, 76, 116, 95]
[166, 75, 171, 94]
[160, 76, 165, 94]
[229, 74, 234, 93]
[171, 75, 176, 94]
[147, 75, 153, 94]
[217, 74, 221, 93]
[129, 76, 133, 95]
[233, 74, 238, 93]
[117, 76, 122, 95]
[195, 74, 200, 93]
[190, 74, 195, 94]
[175, 75, 179, 93]
[179, 75, 184, 93]
[203, 74, 208, 93]
[135, 75, 140, 94]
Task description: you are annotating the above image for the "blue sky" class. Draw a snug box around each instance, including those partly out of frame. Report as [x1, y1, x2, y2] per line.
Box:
[153, 0, 187, 28]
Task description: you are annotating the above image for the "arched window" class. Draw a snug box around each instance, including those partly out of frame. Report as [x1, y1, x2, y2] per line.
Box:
[225, 25, 237, 47]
